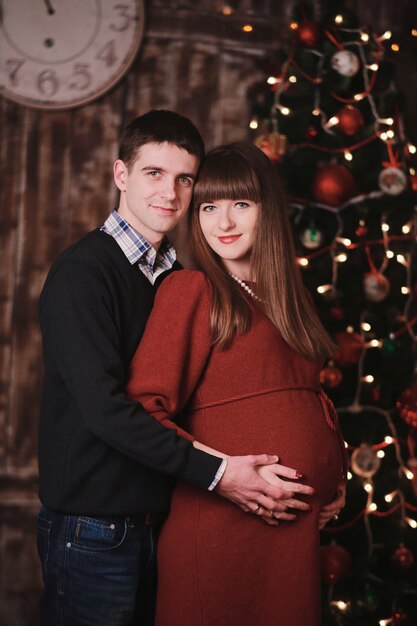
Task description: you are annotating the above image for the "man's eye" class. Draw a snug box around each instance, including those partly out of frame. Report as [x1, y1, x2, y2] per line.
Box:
[179, 176, 193, 186]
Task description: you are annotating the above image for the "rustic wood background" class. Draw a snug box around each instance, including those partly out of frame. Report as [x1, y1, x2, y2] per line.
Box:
[1, 1, 417, 624]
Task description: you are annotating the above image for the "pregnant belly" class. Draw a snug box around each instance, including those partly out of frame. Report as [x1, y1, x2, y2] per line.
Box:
[187, 388, 344, 505]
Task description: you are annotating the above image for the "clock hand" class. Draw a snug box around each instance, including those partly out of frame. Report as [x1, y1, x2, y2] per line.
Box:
[44, 0, 55, 15]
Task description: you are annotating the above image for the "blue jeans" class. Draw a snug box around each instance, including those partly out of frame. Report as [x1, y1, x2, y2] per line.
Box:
[37, 505, 164, 626]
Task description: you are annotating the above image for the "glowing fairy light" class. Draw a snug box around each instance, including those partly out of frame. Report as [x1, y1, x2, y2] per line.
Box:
[327, 116, 339, 127]
[368, 502, 378, 512]
[242, 24, 253, 33]
[391, 43, 400, 52]
[335, 14, 343, 24]
[369, 339, 381, 348]
[380, 132, 388, 141]
[364, 482, 373, 493]
[267, 76, 278, 85]
[385, 491, 397, 503]
[386, 129, 395, 139]
[317, 284, 332, 294]
[377, 450, 385, 459]
[249, 118, 258, 129]
[298, 257, 309, 267]
[337, 237, 352, 246]
[402, 223, 411, 234]
[330, 600, 349, 611]
[405, 517, 417, 529]
[221, 5, 233, 15]
[401, 287, 410, 295]
[335, 253, 347, 263]
[386, 250, 394, 259]
[361, 322, 371, 331]
[347, 471, 353, 480]
[396, 254, 408, 266]
[278, 105, 291, 116]
[289, 75, 297, 84]
[382, 30, 392, 40]
[312, 108, 321, 116]
[344, 151, 353, 161]
[361, 33, 369, 42]
[354, 93, 364, 101]
[408, 144, 417, 154]
[363, 375, 374, 383]
[290, 22, 299, 31]
[404, 468, 414, 480]
[385, 436, 394, 444]
[366, 63, 379, 71]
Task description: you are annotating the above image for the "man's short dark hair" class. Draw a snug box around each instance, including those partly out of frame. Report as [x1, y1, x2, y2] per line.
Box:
[119, 109, 205, 170]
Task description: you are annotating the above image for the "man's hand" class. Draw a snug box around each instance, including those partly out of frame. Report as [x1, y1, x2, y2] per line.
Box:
[215, 454, 314, 526]
[318, 481, 346, 530]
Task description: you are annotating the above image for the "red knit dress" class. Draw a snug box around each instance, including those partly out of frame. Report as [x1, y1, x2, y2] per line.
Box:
[127, 270, 345, 626]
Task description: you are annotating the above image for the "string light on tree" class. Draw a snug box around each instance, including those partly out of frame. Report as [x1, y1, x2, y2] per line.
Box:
[250, 4, 417, 622]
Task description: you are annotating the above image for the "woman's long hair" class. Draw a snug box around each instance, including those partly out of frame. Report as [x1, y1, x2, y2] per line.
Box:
[190, 142, 335, 360]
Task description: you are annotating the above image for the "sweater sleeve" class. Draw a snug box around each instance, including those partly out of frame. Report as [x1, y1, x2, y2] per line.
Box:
[126, 270, 213, 441]
[39, 257, 221, 489]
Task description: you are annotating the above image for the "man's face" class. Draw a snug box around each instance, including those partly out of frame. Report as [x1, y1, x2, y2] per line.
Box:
[114, 142, 199, 248]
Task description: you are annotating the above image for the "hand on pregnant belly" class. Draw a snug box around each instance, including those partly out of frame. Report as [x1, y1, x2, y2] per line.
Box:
[215, 454, 315, 525]
[318, 481, 346, 529]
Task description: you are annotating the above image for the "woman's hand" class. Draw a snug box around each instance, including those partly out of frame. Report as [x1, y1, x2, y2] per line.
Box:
[318, 481, 346, 530]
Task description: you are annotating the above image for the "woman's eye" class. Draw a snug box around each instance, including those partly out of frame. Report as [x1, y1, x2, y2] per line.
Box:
[236, 201, 249, 208]
[201, 205, 216, 212]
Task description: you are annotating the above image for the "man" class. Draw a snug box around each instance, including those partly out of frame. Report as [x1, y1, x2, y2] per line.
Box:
[37, 110, 342, 626]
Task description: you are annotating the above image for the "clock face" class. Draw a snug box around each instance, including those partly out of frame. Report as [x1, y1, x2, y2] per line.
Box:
[0, 0, 145, 110]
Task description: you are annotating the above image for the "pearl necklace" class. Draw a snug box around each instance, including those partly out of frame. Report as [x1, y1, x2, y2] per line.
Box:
[228, 273, 263, 302]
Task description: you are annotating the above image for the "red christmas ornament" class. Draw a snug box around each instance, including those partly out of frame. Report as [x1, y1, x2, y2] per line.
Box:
[355, 224, 368, 237]
[410, 174, 417, 192]
[296, 19, 321, 48]
[306, 126, 318, 139]
[371, 385, 381, 402]
[390, 545, 414, 570]
[254, 130, 287, 162]
[335, 106, 364, 136]
[330, 306, 345, 320]
[321, 544, 352, 584]
[320, 362, 343, 388]
[396, 382, 417, 428]
[312, 164, 357, 207]
[334, 330, 364, 366]
[393, 612, 407, 625]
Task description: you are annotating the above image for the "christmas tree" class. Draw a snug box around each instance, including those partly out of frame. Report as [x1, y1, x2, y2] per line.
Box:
[250, 3, 417, 625]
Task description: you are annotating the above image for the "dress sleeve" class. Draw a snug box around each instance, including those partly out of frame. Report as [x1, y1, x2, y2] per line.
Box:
[127, 270, 213, 442]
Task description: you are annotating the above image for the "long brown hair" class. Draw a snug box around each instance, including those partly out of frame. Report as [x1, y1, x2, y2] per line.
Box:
[190, 142, 335, 360]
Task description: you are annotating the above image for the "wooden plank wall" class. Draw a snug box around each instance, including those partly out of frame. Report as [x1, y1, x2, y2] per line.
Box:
[0, 1, 416, 623]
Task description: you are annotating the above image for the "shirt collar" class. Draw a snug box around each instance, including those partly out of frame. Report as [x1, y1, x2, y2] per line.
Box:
[101, 209, 176, 266]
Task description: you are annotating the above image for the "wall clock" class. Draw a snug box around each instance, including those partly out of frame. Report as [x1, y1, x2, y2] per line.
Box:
[0, 0, 145, 110]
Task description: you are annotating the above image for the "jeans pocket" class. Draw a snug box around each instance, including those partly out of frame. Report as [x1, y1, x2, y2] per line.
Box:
[70, 516, 128, 553]
[37, 512, 52, 581]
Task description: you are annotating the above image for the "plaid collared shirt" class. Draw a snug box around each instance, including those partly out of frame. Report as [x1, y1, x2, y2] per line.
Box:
[101, 209, 176, 284]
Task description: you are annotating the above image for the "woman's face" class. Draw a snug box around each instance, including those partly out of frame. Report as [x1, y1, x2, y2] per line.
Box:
[199, 198, 259, 277]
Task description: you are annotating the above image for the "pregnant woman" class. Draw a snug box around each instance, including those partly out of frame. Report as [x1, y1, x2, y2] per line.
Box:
[127, 142, 347, 626]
